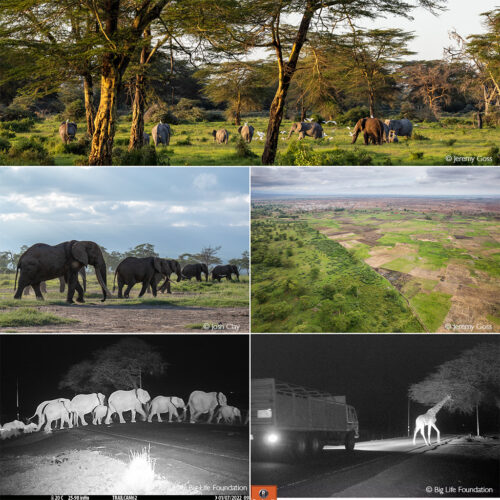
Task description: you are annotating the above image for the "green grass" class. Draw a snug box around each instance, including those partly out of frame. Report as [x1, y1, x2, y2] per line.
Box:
[3, 115, 499, 165]
[382, 256, 418, 273]
[251, 218, 423, 333]
[0, 308, 78, 327]
[410, 292, 452, 332]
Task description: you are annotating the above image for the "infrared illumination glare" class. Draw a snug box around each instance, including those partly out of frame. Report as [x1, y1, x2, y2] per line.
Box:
[266, 433, 279, 444]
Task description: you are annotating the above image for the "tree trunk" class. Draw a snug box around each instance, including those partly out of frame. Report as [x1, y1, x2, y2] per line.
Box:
[83, 72, 96, 138]
[300, 97, 307, 121]
[368, 88, 375, 118]
[88, 58, 120, 165]
[261, 2, 316, 165]
[129, 30, 150, 151]
[235, 91, 241, 126]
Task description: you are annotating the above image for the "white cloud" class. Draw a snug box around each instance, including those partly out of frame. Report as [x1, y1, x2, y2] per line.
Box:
[193, 173, 217, 190]
[168, 205, 188, 213]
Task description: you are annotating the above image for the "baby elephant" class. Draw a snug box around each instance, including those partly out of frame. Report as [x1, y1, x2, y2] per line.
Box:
[59, 120, 77, 144]
[212, 129, 229, 144]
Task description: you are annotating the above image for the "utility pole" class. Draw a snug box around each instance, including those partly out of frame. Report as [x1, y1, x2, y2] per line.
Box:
[16, 377, 20, 421]
[139, 369, 142, 389]
[407, 397, 410, 437]
[476, 403, 480, 437]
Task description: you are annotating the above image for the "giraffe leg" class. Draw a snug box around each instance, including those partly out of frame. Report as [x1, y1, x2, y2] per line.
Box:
[413, 426, 419, 445]
[430, 422, 440, 444]
[420, 427, 429, 446]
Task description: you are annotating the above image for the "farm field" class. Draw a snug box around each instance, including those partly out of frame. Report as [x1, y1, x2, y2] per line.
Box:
[2, 116, 499, 166]
[0, 273, 249, 333]
[252, 197, 500, 333]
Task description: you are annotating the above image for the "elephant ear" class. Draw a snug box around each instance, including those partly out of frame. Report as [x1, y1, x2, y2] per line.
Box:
[153, 258, 162, 273]
[71, 242, 89, 266]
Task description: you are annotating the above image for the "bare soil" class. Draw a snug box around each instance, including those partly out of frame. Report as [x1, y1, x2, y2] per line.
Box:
[1, 304, 249, 333]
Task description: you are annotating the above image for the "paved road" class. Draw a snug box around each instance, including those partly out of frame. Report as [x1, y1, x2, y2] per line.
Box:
[252, 436, 499, 497]
[1, 422, 249, 494]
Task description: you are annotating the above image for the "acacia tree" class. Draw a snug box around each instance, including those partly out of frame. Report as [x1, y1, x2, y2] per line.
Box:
[196, 245, 222, 270]
[409, 343, 500, 436]
[241, 0, 447, 165]
[59, 338, 167, 393]
[196, 61, 265, 125]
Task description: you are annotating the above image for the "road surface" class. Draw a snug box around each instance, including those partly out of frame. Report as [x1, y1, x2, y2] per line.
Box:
[1, 421, 249, 495]
[252, 436, 499, 497]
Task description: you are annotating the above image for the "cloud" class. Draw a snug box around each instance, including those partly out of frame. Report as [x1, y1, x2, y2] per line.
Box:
[193, 173, 217, 190]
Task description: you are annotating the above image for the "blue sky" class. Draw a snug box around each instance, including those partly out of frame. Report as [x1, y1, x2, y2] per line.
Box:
[252, 167, 500, 197]
[0, 167, 249, 262]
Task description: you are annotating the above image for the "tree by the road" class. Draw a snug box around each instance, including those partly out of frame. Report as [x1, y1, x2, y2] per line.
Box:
[196, 245, 222, 270]
[59, 338, 167, 393]
[409, 342, 500, 435]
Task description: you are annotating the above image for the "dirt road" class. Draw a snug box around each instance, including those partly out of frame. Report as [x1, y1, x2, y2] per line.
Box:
[1, 303, 249, 333]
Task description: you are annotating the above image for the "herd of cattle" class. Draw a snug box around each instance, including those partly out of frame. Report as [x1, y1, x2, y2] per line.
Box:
[14, 240, 240, 304]
[0, 389, 245, 440]
[58, 118, 413, 148]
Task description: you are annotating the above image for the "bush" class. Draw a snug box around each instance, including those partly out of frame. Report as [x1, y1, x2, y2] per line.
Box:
[412, 132, 430, 141]
[6, 137, 54, 165]
[443, 138, 457, 147]
[485, 110, 500, 127]
[337, 106, 370, 126]
[61, 99, 85, 121]
[234, 136, 257, 158]
[0, 105, 32, 121]
[114, 137, 129, 147]
[113, 145, 164, 166]
[486, 146, 500, 165]
[0, 130, 16, 139]
[310, 113, 324, 123]
[204, 110, 224, 122]
[0, 137, 11, 152]
[176, 135, 192, 146]
[144, 103, 179, 125]
[410, 151, 424, 160]
[0, 118, 35, 133]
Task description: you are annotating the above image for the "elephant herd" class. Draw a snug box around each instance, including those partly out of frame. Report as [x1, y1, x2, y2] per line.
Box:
[0, 389, 244, 439]
[351, 117, 413, 145]
[13, 240, 240, 304]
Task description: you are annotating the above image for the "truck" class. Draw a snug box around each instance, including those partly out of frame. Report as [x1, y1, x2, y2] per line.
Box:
[251, 378, 359, 460]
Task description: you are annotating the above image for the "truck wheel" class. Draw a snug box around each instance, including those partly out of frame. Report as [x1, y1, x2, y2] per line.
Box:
[290, 434, 308, 460]
[309, 435, 322, 457]
[345, 432, 355, 452]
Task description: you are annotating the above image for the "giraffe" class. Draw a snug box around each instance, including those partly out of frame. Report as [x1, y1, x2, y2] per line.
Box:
[413, 395, 451, 446]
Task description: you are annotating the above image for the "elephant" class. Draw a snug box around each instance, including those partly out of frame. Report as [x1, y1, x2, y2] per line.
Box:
[105, 388, 151, 424]
[385, 118, 413, 138]
[238, 123, 254, 143]
[0, 420, 26, 439]
[147, 396, 186, 423]
[14, 240, 113, 303]
[287, 121, 323, 140]
[351, 117, 384, 145]
[70, 393, 106, 426]
[23, 268, 87, 296]
[28, 398, 73, 428]
[59, 120, 77, 143]
[92, 405, 108, 425]
[113, 256, 175, 298]
[187, 390, 227, 423]
[151, 258, 182, 294]
[143, 132, 150, 146]
[37, 400, 73, 432]
[182, 263, 209, 282]
[23, 422, 38, 434]
[212, 264, 239, 282]
[215, 405, 242, 425]
[212, 129, 229, 144]
[151, 122, 171, 146]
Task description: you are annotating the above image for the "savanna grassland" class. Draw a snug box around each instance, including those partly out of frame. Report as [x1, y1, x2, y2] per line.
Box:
[0, 273, 249, 332]
[251, 198, 500, 333]
[2, 115, 499, 166]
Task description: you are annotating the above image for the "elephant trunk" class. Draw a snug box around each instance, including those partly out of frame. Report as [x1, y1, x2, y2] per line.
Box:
[95, 262, 115, 300]
[351, 126, 360, 144]
[287, 128, 294, 139]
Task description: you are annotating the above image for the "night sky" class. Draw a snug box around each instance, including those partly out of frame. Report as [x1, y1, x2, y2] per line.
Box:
[0, 334, 249, 422]
[252, 335, 500, 438]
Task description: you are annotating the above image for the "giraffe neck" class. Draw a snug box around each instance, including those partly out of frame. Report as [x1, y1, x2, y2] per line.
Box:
[427, 395, 450, 417]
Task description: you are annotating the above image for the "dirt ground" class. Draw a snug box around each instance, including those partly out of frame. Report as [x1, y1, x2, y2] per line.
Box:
[1, 304, 249, 333]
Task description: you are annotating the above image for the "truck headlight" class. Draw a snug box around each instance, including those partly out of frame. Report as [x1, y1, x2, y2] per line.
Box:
[266, 433, 279, 444]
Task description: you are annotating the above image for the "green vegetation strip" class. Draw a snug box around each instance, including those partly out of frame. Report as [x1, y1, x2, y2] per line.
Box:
[0, 308, 78, 327]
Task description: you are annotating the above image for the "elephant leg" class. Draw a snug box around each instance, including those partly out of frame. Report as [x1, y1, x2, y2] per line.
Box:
[66, 273, 78, 303]
[138, 280, 149, 298]
[130, 410, 136, 423]
[136, 406, 147, 421]
[75, 280, 85, 303]
[32, 282, 45, 300]
[207, 409, 215, 424]
[363, 132, 369, 145]
[124, 282, 135, 298]
[118, 411, 126, 424]
[80, 413, 88, 426]
[117, 277, 124, 298]
[150, 280, 158, 298]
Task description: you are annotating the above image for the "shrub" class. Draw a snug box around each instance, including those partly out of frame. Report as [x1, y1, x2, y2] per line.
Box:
[485, 110, 500, 127]
[144, 103, 179, 125]
[62, 99, 85, 121]
[443, 138, 456, 147]
[6, 137, 54, 165]
[204, 110, 224, 122]
[176, 135, 192, 146]
[53, 136, 90, 155]
[310, 113, 324, 123]
[412, 132, 430, 141]
[337, 106, 370, 126]
[0, 130, 16, 139]
[410, 151, 424, 160]
[114, 137, 129, 147]
[0, 105, 32, 121]
[0, 118, 35, 133]
[235, 136, 257, 158]
[113, 145, 163, 166]
[0, 137, 11, 152]
[486, 146, 500, 165]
